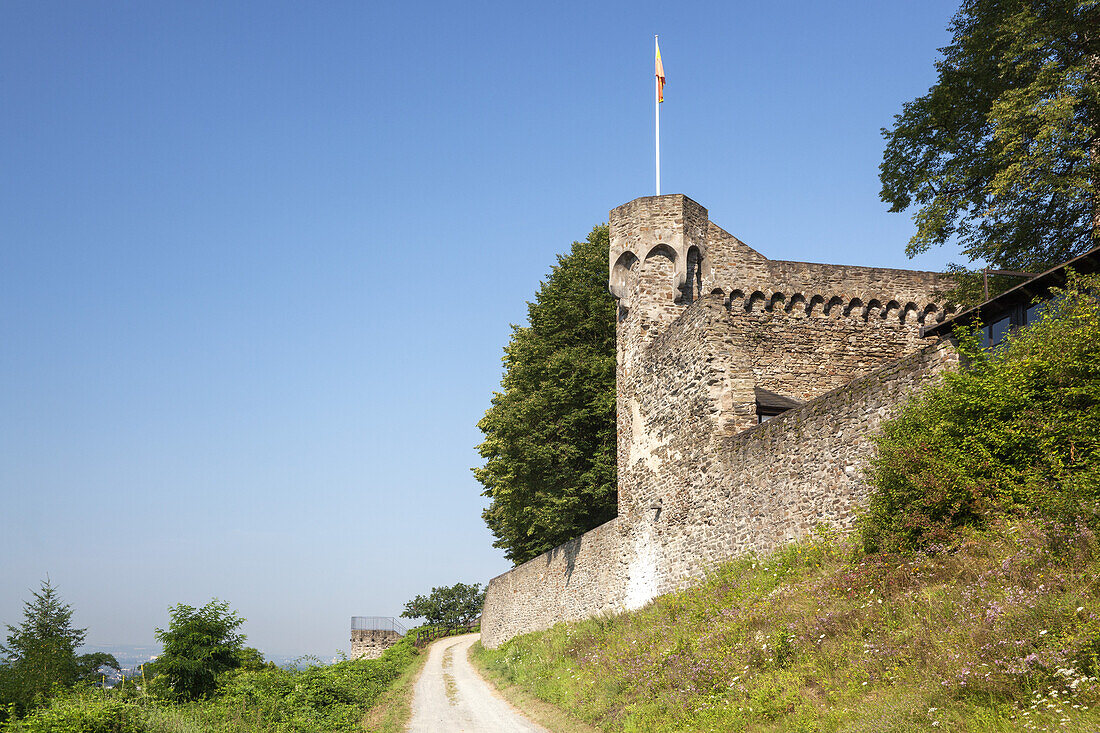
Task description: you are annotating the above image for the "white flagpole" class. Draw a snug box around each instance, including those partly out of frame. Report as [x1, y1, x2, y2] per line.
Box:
[655, 35, 661, 196]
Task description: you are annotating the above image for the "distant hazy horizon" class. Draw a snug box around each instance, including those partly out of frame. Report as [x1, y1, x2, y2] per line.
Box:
[2, 0, 966, 658]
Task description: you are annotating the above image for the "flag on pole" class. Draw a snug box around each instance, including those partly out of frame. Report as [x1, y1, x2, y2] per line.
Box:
[655, 39, 666, 102]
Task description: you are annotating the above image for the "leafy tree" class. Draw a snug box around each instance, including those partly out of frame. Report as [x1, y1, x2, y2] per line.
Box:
[475, 225, 617, 564]
[0, 579, 116, 716]
[74, 652, 121, 684]
[400, 583, 485, 629]
[234, 646, 268, 672]
[152, 599, 245, 700]
[880, 0, 1099, 290]
[861, 272, 1100, 552]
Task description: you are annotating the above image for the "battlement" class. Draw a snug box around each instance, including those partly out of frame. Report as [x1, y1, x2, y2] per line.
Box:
[609, 194, 952, 342]
[722, 288, 954, 324]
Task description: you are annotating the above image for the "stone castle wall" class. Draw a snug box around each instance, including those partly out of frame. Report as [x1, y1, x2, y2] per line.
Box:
[480, 194, 959, 648]
[621, 337, 958, 604]
[480, 517, 627, 648]
[481, 334, 958, 647]
[351, 629, 402, 660]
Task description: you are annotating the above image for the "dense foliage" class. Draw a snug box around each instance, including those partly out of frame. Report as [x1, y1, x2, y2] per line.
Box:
[861, 272, 1100, 552]
[0, 580, 118, 718]
[475, 225, 617, 564]
[880, 0, 1099, 287]
[151, 599, 245, 700]
[2, 639, 420, 733]
[401, 582, 485, 628]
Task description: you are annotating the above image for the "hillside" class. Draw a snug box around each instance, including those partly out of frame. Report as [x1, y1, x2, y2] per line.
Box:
[472, 524, 1100, 732]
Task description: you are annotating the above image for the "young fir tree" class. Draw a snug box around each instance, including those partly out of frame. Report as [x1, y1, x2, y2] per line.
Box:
[1, 579, 90, 714]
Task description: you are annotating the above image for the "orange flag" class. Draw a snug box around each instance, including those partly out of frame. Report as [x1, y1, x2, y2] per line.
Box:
[655, 40, 666, 103]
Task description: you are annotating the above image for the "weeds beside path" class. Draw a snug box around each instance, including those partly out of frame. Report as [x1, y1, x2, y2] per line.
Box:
[361, 637, 430, 732]
[469, 641, 600, 733]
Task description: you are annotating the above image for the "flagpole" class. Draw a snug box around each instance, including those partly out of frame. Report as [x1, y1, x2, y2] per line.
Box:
[655, 35, 661, 196]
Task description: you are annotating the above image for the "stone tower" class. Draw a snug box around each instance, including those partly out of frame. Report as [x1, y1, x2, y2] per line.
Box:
[609, 195, 722, 529]
[609, 194, 711, 355]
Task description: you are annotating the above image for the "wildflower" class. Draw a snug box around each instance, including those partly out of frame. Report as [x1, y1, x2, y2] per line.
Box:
[1039, 630, 1048, 635]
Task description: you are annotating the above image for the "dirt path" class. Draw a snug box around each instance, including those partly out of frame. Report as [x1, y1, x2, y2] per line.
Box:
[406, 633, 549, 733]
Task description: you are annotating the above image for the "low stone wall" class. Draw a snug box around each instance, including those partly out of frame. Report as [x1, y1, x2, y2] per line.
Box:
[351, 629, 402, 660]
[481, 517, 627, 649]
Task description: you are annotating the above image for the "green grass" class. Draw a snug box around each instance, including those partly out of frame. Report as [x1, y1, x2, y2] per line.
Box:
[472, 522, 1100, 732]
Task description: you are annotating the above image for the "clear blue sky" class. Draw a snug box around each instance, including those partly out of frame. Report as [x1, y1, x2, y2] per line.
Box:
[1, 0, 965, 659]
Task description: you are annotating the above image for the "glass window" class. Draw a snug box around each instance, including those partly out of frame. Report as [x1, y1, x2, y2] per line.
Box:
[757, 407, 787, 424]
[1026, 301, 1045, 324]
[990, 315, 1011, 347]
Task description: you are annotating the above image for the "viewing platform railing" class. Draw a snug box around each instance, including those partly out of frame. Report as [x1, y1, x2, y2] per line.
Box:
[350, 616, 407, 634]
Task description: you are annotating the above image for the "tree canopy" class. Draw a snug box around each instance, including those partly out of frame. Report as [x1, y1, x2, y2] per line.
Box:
[474, 225, 617, 564]
[152, 599, 245, 700]
[880, 0, 1098, 284]
[400, 582, 485, 629]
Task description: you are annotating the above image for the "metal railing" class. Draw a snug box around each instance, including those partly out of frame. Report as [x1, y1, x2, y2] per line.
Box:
[413, 623, 479, 648]
[350, 616, 407, 634]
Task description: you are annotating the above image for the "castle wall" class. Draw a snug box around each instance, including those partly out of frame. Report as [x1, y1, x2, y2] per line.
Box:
[481, 336, 958, 647]
[704, 221, 950, 308]
[351, 629, 402, 660]
[478, 194, 961, 649]
[628, 337, 958, 600]
[481, 517, 627, 648]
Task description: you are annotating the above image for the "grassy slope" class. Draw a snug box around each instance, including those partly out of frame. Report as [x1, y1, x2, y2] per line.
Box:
[471, 524, 1100, 732]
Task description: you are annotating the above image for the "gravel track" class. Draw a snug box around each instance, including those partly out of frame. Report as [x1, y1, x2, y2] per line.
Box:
[407, 633, 549, 733]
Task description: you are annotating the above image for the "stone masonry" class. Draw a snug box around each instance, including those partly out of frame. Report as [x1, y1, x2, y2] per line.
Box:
[481, 195, 960, 648]
[350, 629, 402, 660]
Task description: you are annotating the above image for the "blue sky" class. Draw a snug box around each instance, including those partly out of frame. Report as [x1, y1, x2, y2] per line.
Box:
[1, 0, 964, 658]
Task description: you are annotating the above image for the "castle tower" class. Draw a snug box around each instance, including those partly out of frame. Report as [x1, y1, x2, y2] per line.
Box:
[609, 195, 724, 535]
[609, 195, 711, 355]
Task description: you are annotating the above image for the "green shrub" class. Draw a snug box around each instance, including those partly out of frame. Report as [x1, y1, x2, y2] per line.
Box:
[152, 599, 245, 701]
[192, 637, 418, 732]
[4, 692, 148, 733]
[860, 272, 1100, 552]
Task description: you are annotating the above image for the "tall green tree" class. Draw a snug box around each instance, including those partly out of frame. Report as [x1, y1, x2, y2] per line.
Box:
[475, 225, 617, 564]
[400, 582, 485, 628]
[880, 0, 1099, 286]
[152, 599, 245, 700]
[0, 579, 116, 717]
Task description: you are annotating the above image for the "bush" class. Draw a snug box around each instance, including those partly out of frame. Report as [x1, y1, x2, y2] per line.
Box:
[152, 599, 244, 700]
[3, 692, 148, 733]
[203, 637, 419, 731]
[860, 272, 1100, 552]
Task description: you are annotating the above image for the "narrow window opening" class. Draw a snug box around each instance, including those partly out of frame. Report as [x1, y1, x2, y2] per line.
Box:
[754, 387, 802, 424]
